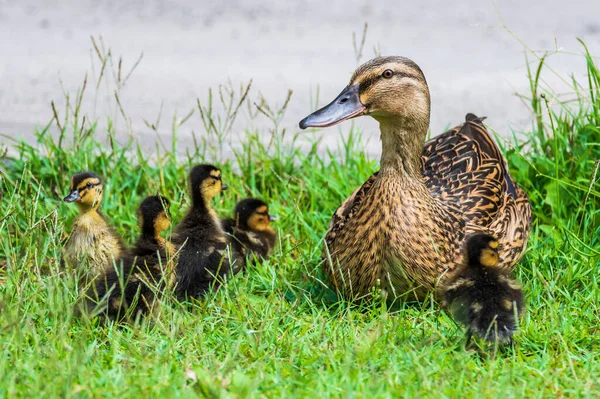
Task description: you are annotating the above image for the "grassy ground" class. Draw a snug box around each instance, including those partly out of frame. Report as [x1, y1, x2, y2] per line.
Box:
[1, 48, 599, 398]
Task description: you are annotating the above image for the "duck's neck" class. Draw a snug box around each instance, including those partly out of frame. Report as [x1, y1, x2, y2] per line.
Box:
[141, 225, 166, 246]
[192, 195, 210, 213]
[77, 205, 100, 217]
[378, 116, 428, 179]
[151, 234, 166, 247]
[191, 196, 221, 227]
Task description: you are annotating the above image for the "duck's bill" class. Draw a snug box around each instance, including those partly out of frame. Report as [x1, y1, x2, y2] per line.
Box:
[299, 84, 366, 129]
[221, 184, 229, 191]
[269, 214, 279, 221]
[63, 189, 81, 202]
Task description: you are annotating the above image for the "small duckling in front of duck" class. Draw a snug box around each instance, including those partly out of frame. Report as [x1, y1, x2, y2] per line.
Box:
[173, 164, 244, 301]
[440, 233, 525, 346]
[63, 171, 124, 283]
[89, 195, 175, 321]
[222, 198, 278, 263]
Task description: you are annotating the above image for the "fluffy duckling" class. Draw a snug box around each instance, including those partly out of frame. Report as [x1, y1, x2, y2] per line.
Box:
[222, 198, 278, 261]
[173, 164, 244, 300]
[89, 195, 175, 321]
[63, 171, 124, 283]
[440, 233, 525, 345]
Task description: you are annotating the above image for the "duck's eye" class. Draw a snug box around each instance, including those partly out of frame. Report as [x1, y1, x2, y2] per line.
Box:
[382, 69, 394, 79]
[86, 182, 93, 189]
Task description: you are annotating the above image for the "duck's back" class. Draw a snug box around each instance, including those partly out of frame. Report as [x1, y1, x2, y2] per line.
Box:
[421, 114, 531, 268]
[129, 237, 175, 287]
[91, 238, 173, 320]
[232, 229, 277, 261]
[173, 211, 240, 299]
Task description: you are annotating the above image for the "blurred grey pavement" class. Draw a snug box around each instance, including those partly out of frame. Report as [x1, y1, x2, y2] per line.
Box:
[1, 0, 600, 158]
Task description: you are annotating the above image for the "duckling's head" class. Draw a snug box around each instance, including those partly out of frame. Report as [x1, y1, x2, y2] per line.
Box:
[64, 171, 103, 210]
[189, 164, 228, 207]
[465, 233, 500, 268]
[299, 56, 430, 130]
[233, 198, 276, 232]
[138, 195, 171, 238]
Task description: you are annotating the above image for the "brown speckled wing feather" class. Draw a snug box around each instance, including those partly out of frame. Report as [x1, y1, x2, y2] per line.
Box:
[421, 113, 531, 266]
[325, 172, 379, 250]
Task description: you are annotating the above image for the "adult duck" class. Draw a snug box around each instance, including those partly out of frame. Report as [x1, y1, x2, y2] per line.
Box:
[299, 56, 531, 301]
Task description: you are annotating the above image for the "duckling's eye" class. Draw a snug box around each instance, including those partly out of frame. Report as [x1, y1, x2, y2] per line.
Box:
[382, 69, 394, 79]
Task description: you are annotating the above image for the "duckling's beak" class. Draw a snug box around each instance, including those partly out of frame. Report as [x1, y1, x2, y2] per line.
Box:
[299, 84, 366, 129]
[63, 189, 81, 202]
[221, 184, 228, 191]
[269, 214, 278, 221]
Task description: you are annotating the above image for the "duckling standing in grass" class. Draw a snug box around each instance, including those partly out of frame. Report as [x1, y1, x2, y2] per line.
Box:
[440, 233, 525, 345]
[90, 195, 175, 321]
[222, 198, 278, 263]
[63, 171, 124, 283]
[173, 164, 244, 300]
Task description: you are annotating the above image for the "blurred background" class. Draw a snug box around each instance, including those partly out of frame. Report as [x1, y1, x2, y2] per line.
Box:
[1, 0, 600, 157]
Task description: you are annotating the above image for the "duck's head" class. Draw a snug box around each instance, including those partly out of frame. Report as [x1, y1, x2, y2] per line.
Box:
[233, 198, 277, 232]
[189, 164, 228, 207]
[138, 195, 171, 238]
[299, 56, 430, 130]
[465, 233, 500, 268]
[64, 171, 103, 210]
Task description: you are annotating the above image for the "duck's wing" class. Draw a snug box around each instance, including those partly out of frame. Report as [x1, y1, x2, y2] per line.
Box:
[325, 172, 379, 249]
[420, 113, 531, 267]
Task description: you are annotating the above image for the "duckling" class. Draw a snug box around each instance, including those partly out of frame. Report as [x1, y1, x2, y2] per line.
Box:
[63, 171, 124, 283]
[89, 195, 175, 320]
[440, 233, 525, 345]
[173, 164, 244, 300]
[222, 198, 278, 261]
[299, 56, 531, 302]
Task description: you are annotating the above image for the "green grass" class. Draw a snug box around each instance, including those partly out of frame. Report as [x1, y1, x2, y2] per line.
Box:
[1, 48, 599, 398]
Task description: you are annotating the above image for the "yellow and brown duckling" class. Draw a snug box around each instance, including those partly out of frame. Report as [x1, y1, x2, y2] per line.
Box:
[299, 56, 531, 302]
[440, 233, 525, 345]
[63, 171, 124, 283]
[222, 198, 278, 262]
[173, 164, 244, 300]
[89, 195, 175, 321]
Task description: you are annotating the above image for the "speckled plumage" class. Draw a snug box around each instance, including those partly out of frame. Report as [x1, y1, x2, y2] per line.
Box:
[306, 57, 532, 302]
[325, 114, 531, 300]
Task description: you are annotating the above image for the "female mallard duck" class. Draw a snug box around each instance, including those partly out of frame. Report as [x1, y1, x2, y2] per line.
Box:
[173, 164, 244, 300]
[222, 198, 278, 262]
[63, 171, 124, 283]
[299, 56, 531, 301]
[440, 233, 525, 345]
[89, 195, 175, 320]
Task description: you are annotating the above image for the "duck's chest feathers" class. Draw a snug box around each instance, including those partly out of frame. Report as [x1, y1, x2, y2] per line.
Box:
[325, 176, 465, 298]
[64, 212, 121, 275]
